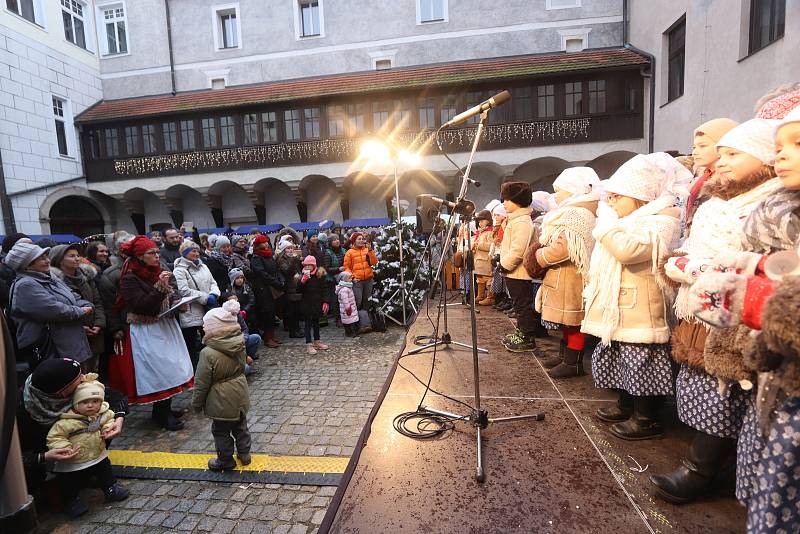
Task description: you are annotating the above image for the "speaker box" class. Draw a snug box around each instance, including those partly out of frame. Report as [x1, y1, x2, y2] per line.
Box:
[416, 194, 440, 234]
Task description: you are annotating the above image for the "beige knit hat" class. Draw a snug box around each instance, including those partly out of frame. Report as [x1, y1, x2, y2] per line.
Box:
[605, 152, 693, 203]
[202, 306, 240, 337]
[73, 374, 105, 406]
[717, 118, 780, 165]
[693, 118, 739, 143]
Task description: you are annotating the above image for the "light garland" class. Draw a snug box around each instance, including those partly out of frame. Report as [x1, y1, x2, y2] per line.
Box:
[113, 119, 590, 177]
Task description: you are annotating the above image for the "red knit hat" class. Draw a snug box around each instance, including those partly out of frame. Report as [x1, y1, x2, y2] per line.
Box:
[253, 234, 269, 246]
[120, 235, 158, 258]
[302, 255, 317, 266]
[349, 232, 363, 246]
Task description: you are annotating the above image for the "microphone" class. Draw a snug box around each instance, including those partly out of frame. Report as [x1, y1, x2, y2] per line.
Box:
[441, 91, 511, 128]
[466, 178, 481, 187]
[428, 195, 476, 217]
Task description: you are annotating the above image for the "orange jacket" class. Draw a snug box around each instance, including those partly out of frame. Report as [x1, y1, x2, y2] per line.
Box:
[343, 246, 378, 281]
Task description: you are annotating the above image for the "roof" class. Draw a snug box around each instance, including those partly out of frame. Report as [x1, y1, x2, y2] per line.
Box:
[76, 47, 648, 124]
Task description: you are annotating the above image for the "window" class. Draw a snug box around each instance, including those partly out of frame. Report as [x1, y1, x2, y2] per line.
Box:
[304, 108, 320, 138]
[299, 1, 321, 37]
[588, 80, 606, 114]
[212, 4, 240, 50]
[201, 118, 218, 148]
[102, 4, 127, 55]
[372, 101, 390, 131]
[546, 0, 581, 9]
[624, 80, 638, 112]
[104, 128, 119, 157]
[262, 112, 278, 143]
[394, 99, 412, 129]
[537, 85, 555, 118]
[346, 104, 365, 136]
[61, 0, 87, 49]
[565, 82, 583, 116]
[418, 0, 447, 23]
[52, 97, 69, 156]
[375, 59, 392, 70]
[163, 122, 178, 152]
[124, 126, 138, 155]
[220, 116, 235, 146]
[514, 87, 533, 121]
[142, 124, 156, 154]
[88, 131, 100, 158]
[749, 0, 785, 54]
[285, 110, 301, 141]
[328, 105, 346, 137]
[6, 0, 37, 25]
[465, 91, 484, 125]
[440, 96, 457, 125]
[666, 16, 685, 103]
[243, 113, 258, 145]
[418, 97, 436, 129]
[180, 120, 195, 150]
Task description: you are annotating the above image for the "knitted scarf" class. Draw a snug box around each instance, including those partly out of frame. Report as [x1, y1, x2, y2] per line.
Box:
[338, 280, 353, 288]
[209, 250, 235, 270]
[23, 375, 72, 426]
[254, 246, 272, 258]
[583, 199, 680, 346]
[743, 187, 800, 254]
[539, 199, 597, 278]
[113, 257, 162, 313]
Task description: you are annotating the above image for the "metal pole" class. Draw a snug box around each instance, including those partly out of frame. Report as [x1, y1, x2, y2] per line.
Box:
[393, 160, 407, 327]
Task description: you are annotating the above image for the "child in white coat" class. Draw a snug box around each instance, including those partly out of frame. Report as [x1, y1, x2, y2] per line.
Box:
[336, 271, 360, 336]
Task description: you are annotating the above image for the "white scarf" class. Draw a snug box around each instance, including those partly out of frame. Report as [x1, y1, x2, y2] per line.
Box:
[583, 198, 681, 346]
[539, 198, 597, 278]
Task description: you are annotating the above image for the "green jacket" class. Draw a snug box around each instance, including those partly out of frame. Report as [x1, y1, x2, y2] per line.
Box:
[192, 329, 250, 421]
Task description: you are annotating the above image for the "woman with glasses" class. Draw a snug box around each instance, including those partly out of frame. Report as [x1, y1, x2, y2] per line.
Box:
[112, 236, 194, 431]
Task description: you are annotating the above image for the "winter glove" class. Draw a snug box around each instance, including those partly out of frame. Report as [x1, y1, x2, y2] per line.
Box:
[711, 249, 766, 276]
[322, 303, 330, 315]
[206, 293, 218, 307]
[239, 310, 247, 319]
[345, 306, 353, 316]
[689, 272, 777, 330]
[664, 256, 714, 284]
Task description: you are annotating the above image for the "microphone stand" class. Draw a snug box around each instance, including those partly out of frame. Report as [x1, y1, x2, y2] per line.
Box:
[416, 110, 545, 482]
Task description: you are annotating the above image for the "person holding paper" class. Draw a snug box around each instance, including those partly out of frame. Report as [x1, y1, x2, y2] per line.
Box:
[110, 236, 194, 431]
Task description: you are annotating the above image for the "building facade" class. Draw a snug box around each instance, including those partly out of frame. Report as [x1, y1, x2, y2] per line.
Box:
[4, 0, 655, 236]
[627, 0, 799, 153]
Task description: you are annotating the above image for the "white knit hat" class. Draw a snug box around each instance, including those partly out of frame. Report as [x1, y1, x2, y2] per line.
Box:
[490, 202, 507, 217]
[530, 191, 556, 213]
[553, 167, 601, 196]
[776, 105, 800, 134]
[4, 242, 49, 272]
[202, 306, 240, 337]
[277, 235, 294, 253]
[605, 152, 693, 203]
[222, 299, 240, 316]
[485, 199, 502, 213]
[717, 118, 780, 165]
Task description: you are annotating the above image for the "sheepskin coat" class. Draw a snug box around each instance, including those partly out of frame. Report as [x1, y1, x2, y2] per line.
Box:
[173, 257, 220, 328]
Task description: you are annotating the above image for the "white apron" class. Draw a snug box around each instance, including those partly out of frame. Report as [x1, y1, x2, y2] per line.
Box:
[129, 318, 193, 396]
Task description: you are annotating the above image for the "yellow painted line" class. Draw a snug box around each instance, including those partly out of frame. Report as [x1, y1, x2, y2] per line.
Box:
[108, 450, 349, 474]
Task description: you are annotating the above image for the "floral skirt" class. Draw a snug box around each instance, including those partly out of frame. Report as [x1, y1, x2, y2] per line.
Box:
[592, 341, 674, 396]
[676, 364, 749, 438]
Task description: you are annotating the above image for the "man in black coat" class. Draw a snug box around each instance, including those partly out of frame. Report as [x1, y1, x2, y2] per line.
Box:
[159, 228, 183, 271]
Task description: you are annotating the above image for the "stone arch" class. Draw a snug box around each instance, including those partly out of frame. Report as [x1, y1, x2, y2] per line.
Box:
[512, 157, 573, 193]
[345, 172, 392, 219]
[207, 180, 256, 227]
[586, 150, 638, 179]
[398, 169, 447, 209]
[165, 184, 216, 230]
[123, 187, 172, 231]
[39, 186, 114, 235]
[298, 174, 343, 222]
[453, 162, 505, 211]
[255, 178, 300, 225]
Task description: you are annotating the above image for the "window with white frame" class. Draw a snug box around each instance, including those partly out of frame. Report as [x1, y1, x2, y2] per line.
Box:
[6, 0, 42, 26]
[546, 0, 581, 9]
[52, 96, 71, 157]
[61, 0, 88, 49]
[100, 3, 127, 55]
[212, 4, 241, 50]
[298, 0, 322, 38]
[418, 0, 446, 23]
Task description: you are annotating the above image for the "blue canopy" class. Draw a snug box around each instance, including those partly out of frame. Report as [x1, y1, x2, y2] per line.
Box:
[288, 221, 336, 231]
[341, 218, 391, 228]
[28, 234, 83, 244]
[197, 227, 235, 235]
[236, 224, 284, 233]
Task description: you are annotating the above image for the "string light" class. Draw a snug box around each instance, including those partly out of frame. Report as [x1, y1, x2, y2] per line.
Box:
[113, 119, 591, 176]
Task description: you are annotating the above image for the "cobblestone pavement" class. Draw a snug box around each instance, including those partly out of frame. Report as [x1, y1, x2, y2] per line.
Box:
[40, 324, 405, 534]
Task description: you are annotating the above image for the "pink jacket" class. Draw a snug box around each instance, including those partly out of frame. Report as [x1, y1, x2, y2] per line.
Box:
[335, 283, 359, 324]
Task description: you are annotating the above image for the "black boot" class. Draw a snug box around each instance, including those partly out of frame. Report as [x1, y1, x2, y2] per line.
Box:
[208, 456, 236, 471]
[541, 340, 564, 369]
[610, 396, 662, 440]
[548, 346, 585, 379]
[152, 399, 184, 431]
[649, 432, 736, 504]
[596, 389, 634, 422]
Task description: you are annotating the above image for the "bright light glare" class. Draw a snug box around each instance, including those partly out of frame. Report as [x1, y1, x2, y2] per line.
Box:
[399, 150, 421, 166]
[360, 140, 391, 163]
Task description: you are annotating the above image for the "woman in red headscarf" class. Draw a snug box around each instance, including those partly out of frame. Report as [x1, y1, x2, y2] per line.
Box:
[110, 236, 194, 431]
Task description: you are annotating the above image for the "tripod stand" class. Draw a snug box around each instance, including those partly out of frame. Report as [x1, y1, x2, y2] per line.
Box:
[416, 110, 545, 482]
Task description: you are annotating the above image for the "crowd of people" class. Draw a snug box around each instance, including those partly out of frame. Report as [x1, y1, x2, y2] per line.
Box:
[0, 224, 382, 517]
[456, 85, 798, 533]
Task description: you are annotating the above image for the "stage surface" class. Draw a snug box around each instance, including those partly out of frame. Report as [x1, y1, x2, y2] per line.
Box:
[325, 299, 746, 533]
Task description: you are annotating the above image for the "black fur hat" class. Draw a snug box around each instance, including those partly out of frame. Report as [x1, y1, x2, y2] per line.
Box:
[500, 181, 532, 208]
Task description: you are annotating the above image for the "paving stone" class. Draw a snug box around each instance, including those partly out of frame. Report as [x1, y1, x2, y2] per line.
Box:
[144, 511, 168, 527]
[160, 511, 186, 529]
[189, 500, 211, 514]
[312, 509, 327, 525]
[175, 514, 200, 531]
[128, 511, 155, 526]
[211, 518, 236, 534]
[205, 501, 228, 517]
[223, 502, 246, 519]
[195, 516, 219, 532]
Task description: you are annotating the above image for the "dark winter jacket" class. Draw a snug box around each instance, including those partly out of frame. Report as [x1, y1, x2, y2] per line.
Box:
[99, 262, 124, 335]
[322, 246, 345, 282]
[250, 255, 283, 312]
[204, 254, 233, 294]
[159, 242, 182, 272]
[299, 268, 329, 317]
[276, 252, 303, 302]
[8, 271, 93, 363]
[0, 261, 15, 310]
[118, 272, 178, 321]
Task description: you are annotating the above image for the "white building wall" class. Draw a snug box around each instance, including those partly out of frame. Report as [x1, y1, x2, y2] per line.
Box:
[0, 2, 102, 234]
[628, 0, 800, 154]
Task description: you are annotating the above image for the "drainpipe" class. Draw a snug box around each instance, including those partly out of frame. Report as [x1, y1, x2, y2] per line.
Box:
[164, 0, 177, 96]
[622, 0, 655, 152]
[0, 149, 17, 235]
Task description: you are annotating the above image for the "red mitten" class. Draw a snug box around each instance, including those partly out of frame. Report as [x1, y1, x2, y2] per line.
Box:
[322, 303, 330, 315]
[301, 274, 310, 284]
[740, 276, 777, 330]
[346, 306, 353, 316]
[239, 310, 247, 319]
